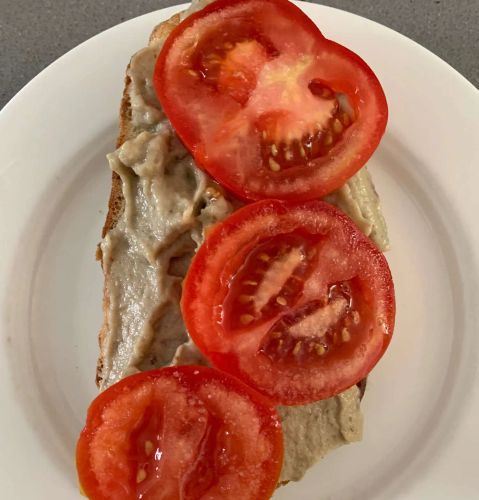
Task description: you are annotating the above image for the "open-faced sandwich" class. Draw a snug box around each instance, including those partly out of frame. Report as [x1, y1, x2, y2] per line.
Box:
[76, 0, 395, 498]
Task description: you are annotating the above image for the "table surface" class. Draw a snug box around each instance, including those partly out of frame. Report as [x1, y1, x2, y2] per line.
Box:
[1, 0, 478, 109]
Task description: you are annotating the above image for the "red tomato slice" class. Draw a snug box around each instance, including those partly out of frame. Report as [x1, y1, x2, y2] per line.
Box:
[154, 0, 388, 201]
[181, 200, 395, 405]
[77, 366, 283, 500]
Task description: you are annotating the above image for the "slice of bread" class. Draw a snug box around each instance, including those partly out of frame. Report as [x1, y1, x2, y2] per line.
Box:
[96, 2, 387, 386]
[95, 4, 366, 485]
[96, 12, 183, 386]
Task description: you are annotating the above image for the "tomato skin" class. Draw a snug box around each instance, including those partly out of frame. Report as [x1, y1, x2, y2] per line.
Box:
[155, 0, 388, 201]
[76, 366, 283, 500]
[181, 200, 395, 405]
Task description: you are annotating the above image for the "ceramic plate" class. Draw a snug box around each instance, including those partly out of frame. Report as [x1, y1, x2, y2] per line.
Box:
[1, 2, 478, 498]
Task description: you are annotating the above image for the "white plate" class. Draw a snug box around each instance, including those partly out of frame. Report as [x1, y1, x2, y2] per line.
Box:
[1, 2, 478, 499]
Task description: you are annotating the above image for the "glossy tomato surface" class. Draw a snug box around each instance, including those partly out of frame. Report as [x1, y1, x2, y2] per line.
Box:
[76, 366, 283, 500]
[181, 200, 395, 405]
[155, 0, 388, 201]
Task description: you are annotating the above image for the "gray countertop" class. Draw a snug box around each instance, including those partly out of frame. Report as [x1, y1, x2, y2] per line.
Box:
[1, 0, 478, 108]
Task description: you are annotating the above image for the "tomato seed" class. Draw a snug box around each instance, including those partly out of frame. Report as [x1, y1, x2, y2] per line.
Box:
[351, 310, 360, 324]
[341, 328, 351, 342]
[240, 314, 255, 325]
[136, 469, 147, 483]
[341, 112, 351, 126]
[324, 132, 333, 146]
[322, 87, 333, 98]
[284, 148, 293, 161]
[269, 157, 281, 171]
[144, 440, 154, 455]
[276, 296, 287, 306]
[333, 118, 343, 134]
[239, 294, 253, 303]
[293, 341, 302, 355]
[315, 343, 326, 356]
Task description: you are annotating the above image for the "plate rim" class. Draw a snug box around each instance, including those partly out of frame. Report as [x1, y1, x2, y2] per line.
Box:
[1, 2, 478, 499]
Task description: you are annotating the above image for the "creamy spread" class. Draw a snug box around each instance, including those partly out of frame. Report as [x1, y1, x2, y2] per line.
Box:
[325, 167, 390, 251]
[278, 385, 362, 482]
[99, 0, 389, 484]
[100, 127, 232, 388]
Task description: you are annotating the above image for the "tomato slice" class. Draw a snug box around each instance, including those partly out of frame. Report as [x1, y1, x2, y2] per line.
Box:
[76, 366, 283, 500]
[181, 200, 395, 405]
[154, 0, 388, 201]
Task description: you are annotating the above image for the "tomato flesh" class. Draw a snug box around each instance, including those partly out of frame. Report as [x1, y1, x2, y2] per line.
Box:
[181, 200, 395, 405]
[259, 279, 371, 365]
[155, 0, 388, 201]
[76, 366, 283, 500]
[223, 232, 312, 331]
[192, 29, 274, 106]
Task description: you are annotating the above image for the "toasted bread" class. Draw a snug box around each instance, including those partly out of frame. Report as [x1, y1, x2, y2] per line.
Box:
[95, 3, 369, 486]
[95, 0, 390, 385]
